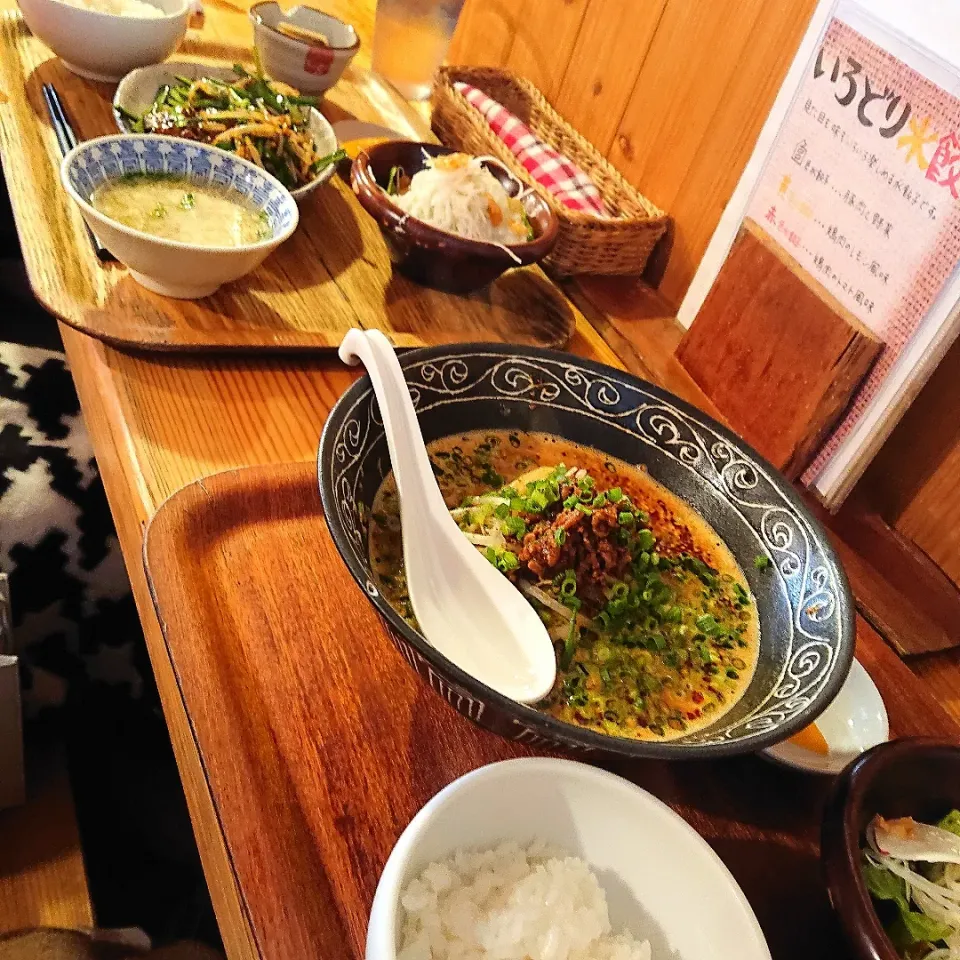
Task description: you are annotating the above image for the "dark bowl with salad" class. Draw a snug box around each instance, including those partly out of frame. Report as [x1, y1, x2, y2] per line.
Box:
[351, 141, 558, 293]
[823, 738, 960, 960]
[318, 343, 855, 759]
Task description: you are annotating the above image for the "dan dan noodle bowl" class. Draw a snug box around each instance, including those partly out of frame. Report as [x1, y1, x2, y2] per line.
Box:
[91, 174, 272, 247]
[370, 432, 760, 742]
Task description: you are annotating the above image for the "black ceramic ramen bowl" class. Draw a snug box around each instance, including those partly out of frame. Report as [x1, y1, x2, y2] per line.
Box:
[317, 344, 856, 760]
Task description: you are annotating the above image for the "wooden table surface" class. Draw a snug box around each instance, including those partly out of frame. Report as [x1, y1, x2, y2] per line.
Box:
[1, 1, 960, 957]
[0, 741, 92, 934]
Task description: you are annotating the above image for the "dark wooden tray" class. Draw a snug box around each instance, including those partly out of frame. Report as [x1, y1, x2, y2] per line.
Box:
[143, 462, 960, 960]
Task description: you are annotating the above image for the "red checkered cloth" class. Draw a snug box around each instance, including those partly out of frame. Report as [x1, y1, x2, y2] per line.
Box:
[454, 81, 609, 218]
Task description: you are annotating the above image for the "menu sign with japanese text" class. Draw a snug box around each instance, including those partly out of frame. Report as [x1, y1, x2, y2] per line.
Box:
[745, 17, 960, 484]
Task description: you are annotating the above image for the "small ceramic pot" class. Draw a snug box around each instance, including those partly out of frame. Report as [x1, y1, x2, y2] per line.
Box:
[250, 2, 359, 96]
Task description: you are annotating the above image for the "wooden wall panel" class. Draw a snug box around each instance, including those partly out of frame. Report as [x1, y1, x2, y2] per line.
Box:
[448, 0, 817, 307]
[605, 1, 763, 208]
[859, 333, 960, 586]
[642, 0, 819, 305]
[448, 0, 517, 70]
[501, 0, 589, 102]
[449, 0, 591, 103]
[553, 0, 666, 155]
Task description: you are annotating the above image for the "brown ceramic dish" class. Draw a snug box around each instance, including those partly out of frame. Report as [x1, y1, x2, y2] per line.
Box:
[822, 738, 960, 960]
[350, 141, 558, 293]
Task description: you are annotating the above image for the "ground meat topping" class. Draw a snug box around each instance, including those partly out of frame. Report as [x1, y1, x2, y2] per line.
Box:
[515, 484, 630, 607]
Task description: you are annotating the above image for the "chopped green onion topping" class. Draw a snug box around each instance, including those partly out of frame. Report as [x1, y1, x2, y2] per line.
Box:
[609, 582, 629, 600]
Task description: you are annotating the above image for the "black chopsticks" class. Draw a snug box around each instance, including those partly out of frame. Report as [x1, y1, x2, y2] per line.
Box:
[42, 83, 113, 262]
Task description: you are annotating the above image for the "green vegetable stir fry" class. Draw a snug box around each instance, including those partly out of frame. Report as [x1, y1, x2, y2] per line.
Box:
[117, 60, 345, 190]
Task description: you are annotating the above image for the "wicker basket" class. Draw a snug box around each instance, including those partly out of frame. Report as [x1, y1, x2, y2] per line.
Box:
[431, 66, 669, 277]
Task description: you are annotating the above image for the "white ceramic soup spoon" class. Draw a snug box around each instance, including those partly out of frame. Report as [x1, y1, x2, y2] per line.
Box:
[338, 329, 557, 705]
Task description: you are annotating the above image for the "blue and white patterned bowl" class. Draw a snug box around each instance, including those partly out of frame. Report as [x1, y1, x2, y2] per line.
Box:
[318, 344, 857, 760]
[61, 134, 299, 299]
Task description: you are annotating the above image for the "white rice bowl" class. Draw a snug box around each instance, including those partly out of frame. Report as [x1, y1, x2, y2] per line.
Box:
[366, 759, 771, 960]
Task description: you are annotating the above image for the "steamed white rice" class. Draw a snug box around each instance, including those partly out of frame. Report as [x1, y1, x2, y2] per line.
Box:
[397, 841, 652, 960]
[56, 0, 164, 17]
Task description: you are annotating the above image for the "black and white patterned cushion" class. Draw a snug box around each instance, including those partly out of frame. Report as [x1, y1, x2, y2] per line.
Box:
[1, 272, 145, 714]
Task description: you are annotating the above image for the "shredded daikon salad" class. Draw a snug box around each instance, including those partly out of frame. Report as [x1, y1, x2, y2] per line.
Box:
[387, 152, 535, 247]
[863, 810, 960, 959]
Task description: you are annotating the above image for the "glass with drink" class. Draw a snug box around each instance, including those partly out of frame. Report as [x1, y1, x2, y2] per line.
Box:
[372, 0, 465, 100]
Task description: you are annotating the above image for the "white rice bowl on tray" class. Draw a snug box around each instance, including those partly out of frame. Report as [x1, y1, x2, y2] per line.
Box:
[366, 758, 771, 960]
[16, 0, 188, 82]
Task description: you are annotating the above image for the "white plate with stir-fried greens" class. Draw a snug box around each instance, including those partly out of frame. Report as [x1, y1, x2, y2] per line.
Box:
[113, 60, 345, 200]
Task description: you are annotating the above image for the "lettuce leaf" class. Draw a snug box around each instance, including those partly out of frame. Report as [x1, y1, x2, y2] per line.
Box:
[863, 861, 910, 913]
[938, 809, 960, 839]
[864, 857, 954, 954]
[888, 910, 953, 951]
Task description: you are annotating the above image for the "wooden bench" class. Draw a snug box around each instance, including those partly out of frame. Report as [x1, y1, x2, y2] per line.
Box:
[0, 739, 92, 933]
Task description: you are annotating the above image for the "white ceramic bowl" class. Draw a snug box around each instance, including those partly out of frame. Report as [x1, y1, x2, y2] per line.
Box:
[113, 61, 340, 202]
[17, 0, 188, 82]
[762, 658, 889, 775]
[367, 758, 772, 960]
[61, 134, 299, 299]
[249, 1, 359, 96]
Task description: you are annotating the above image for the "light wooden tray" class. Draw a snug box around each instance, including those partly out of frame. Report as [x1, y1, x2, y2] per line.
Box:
[143, 462, 960, 960]
[0, 12, 577, 352]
